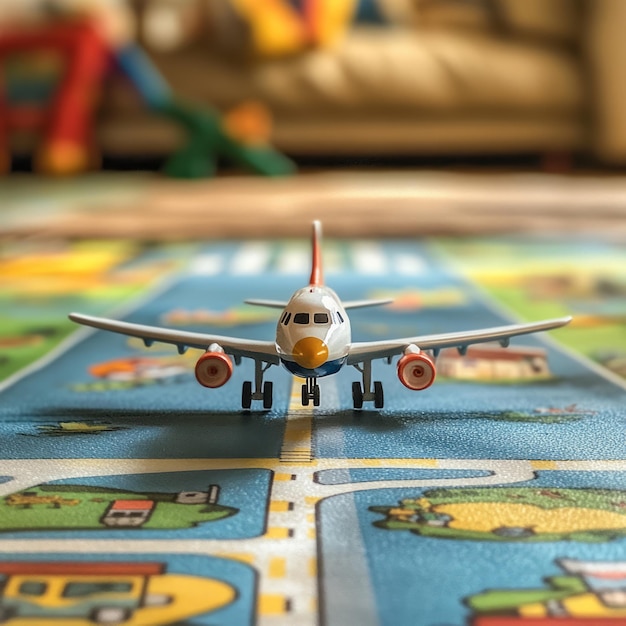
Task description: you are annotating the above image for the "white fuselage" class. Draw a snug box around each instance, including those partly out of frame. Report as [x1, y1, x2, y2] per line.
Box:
[275, 286, 351, 378]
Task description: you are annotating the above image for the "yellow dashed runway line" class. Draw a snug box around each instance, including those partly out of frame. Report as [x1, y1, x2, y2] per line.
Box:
[274, 472, 297, 481]
[266, 527, 294, 539]
[259, 594, 290, 616]
[255, 379, 320, 624]
[269, 557, 287, 579]
[384, 458, 439, 467]
[531, 460, 558, 470]
[280, 378, 314, 464]
[270, 500, 294, 512]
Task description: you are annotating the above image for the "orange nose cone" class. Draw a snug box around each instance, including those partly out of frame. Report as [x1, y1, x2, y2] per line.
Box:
[293, 337, 329, 369]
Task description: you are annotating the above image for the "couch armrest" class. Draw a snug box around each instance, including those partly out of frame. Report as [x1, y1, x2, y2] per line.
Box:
[586, 0, 626, 163]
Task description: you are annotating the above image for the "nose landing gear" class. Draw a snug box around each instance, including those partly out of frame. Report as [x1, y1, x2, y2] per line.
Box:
[301, 377, 320, 407]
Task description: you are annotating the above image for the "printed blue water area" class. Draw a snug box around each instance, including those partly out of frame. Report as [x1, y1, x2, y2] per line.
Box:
[0, 265, 289, 458]
[317, 363, 624, 460]
[0, 552, 255, 626]
[3, 470, 271, 540]
[319, 470, 626, 626]
[1, 412, 283, 460]
[0, 239, 624, 461]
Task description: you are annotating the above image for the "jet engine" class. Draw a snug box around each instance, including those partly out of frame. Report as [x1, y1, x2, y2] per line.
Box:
[397, 345, 436, 390]
[195, 343, 233, 388]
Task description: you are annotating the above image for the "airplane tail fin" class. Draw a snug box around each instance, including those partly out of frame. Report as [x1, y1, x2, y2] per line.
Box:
[309, 220, 324, 286]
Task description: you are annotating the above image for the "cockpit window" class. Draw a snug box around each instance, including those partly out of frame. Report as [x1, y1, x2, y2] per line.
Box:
[281, 312, 291, 325]
[293, 313, 309, 324]
[337, 312, 344, 323]
[314, 313, 329, 324]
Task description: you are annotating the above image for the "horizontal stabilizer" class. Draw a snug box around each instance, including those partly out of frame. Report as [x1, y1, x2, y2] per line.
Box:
[244, 299, 289, 309]
[343, 299, 394, 310]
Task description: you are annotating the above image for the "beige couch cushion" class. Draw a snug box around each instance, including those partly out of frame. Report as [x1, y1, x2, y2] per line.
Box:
[250, 29, 582, 115]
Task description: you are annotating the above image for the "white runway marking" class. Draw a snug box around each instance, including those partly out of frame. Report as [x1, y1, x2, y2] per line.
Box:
[189, 253, 224, 276]
[231, 243, 271, 275]
[351, 243, 387, 275]
[394, 253, 427, 276]
[276, 248, 309, 275]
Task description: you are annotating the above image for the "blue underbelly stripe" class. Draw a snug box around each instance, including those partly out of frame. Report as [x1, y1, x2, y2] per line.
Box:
[281, 357, 347, 378]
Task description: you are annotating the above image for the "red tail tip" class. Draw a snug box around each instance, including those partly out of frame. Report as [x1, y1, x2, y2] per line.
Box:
[309, 220, 323, 286]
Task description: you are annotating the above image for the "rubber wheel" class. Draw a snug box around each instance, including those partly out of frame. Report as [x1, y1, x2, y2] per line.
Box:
[352, 381, 364, 410]
[242, 381, 253, 409]
[301, 384, 309, 406]
[313, 384, 320, 407]
[374, 381, 384, 409]
[92, 606, 131, 624]
[263, 381, 273, 409]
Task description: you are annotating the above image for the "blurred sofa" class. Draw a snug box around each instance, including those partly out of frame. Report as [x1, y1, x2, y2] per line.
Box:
[97, 0, 626, 165]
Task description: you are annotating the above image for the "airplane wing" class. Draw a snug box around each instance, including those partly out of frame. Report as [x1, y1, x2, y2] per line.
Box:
[342, 298, 394, 310]
[347, 317, 572, 365]
[69, 313, 280, 364]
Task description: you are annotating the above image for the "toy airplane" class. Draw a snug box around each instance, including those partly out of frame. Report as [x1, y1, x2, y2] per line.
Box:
[69, 222, 571, 410]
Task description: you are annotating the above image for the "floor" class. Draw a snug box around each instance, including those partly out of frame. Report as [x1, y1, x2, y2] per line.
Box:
[2, 169, 626, 240]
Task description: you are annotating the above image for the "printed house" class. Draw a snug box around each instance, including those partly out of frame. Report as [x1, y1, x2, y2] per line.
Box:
[101, 500, 155, 528]
[438, 345, 550, 381]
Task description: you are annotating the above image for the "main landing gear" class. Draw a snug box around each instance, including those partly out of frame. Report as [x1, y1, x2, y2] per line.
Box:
[239, 360, 384, 410]
[352, 360, 384, 409]
[301, 377, 321, 407]
[241, 360, 273, 409]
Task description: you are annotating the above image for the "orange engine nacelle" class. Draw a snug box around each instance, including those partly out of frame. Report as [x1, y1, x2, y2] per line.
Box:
[397, 346, 436, 391]
[195, 344, 233, 388]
